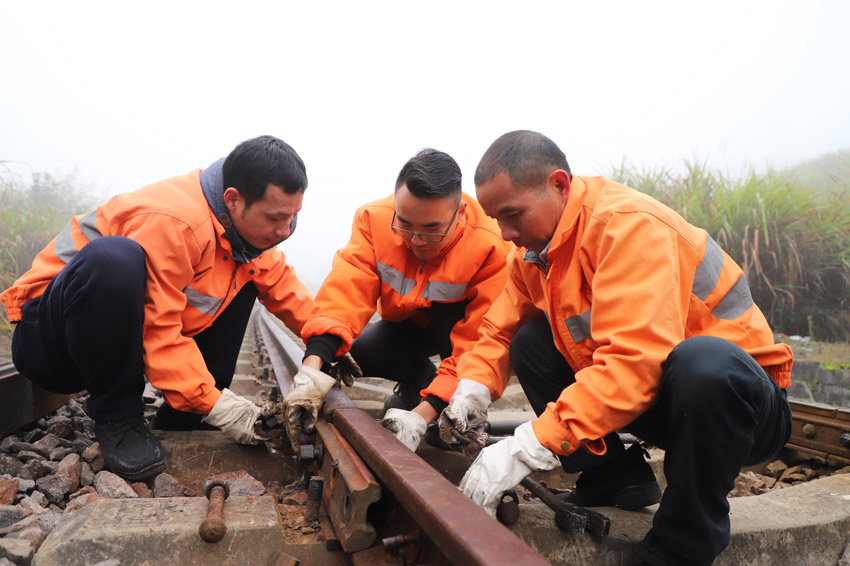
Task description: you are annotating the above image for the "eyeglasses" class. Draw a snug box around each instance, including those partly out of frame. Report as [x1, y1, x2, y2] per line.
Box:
[391, 205, 460, 243]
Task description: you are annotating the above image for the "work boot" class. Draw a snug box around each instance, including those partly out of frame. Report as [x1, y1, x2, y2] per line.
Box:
[560, 442, 661, 510]
[94, 415, 167, 481]
[151, 403, 219, 431]
[383, 359, 436, 413]
[383, 381, 424, 412]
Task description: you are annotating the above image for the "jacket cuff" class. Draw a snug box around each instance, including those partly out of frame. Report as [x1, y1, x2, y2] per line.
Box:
[164, 387, 222, 415]
[424, 394, 449, 414]
[420, 372, 458, 404]
[532, 408, 582, 457]
[304, 334, 343, 365]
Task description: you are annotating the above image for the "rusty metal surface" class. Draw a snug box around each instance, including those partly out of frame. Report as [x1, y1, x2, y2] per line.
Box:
[329, 407, 552, 566]
[787, 399, 850, 465]
[315, 418, 381, 552]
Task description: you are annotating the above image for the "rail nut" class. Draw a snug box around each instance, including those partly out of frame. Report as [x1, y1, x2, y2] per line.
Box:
[299, 444, 324, 467]
[841, 433, 850, 448]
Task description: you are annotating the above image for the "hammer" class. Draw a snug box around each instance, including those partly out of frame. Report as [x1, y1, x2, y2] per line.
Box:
[521, 477, 610, 536]
[199, 482, 230, 543]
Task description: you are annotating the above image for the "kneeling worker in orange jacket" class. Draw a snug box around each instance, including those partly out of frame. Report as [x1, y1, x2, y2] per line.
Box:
[444, 131, 793, 566]
[284, 149, 511, 451]
[1, 135, 331, 481]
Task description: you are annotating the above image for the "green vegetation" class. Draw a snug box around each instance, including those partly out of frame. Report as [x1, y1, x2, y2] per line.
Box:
[611, 150, 850, 342]
[0, 167, 96, 349]
[820, 362, 850, 371]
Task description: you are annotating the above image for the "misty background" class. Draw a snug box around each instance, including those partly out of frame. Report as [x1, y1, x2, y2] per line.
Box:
[2, 1, 848, 292]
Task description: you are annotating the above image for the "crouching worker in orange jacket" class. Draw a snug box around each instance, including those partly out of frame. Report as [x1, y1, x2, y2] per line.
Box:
[1, 136, 318, 481]
[284, 149, 511, 452]
[444, 131, 793, 566]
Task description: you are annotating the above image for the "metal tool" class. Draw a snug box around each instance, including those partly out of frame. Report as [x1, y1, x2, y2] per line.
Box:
[199, 482, 229, 543]
[520, 477, 610, 536]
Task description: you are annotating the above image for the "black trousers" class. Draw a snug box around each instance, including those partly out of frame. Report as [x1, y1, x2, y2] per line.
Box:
[510, 318, 792, 564]
[349, 300, 468, 386]
[12, 236, 257, 422]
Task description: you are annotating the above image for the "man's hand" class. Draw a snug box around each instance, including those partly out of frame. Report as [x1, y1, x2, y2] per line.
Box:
[380, 408, 427, 452]
[203, 388, 278, 445]
[437, 379, 492, 458]
[328, 352, 362, 387]
[282, 366, 338, 448]
[459, 421, 559, 516]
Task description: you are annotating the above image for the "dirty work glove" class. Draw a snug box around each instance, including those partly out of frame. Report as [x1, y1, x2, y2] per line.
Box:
[203, 388, 277, 445]
[438, 379, 492, 458]
[381, 408, 427, 452]
[328, 352, 362, 387]
[282, 366, 338, 448]
[460, 421, 559, 516]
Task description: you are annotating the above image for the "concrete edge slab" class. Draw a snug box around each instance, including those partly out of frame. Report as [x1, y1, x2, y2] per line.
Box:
[32, 496, 347, 566]
[506, 474, 850, 566]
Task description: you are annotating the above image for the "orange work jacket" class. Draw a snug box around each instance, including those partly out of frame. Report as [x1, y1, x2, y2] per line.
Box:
[1, 169, 313, 414]
[456, 176, 793, 457]
[301, 193, 511, 402]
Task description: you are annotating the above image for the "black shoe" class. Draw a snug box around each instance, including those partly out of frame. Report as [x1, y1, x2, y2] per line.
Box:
[383, 359, 435, 413]
[383, 382, 423, 412]
[94, 415, 167, 481]
[560, 443, 661, 510]
[151, 403, 219, 431]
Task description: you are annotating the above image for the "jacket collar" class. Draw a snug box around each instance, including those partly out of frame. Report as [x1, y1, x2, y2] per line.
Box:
[200, 158, 275, 264]
[523, 242, 551, 273]
[549, 175, 591, 254]
[522, 176, 591, 272]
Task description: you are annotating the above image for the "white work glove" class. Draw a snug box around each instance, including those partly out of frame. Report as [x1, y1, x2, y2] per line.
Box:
[203, 388, 278, 445]
[459, 421, 559, 516]
[380, 408, 427, 452]
[282, 366, 338, 448]
[437, 379, 492, 457]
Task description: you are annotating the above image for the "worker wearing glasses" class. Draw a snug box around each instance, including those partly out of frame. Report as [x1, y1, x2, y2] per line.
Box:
[283, 149, 511, 451]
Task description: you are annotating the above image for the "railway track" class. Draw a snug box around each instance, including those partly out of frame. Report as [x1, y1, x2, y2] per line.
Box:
[787, 399, 850, 465]
[253, 307, 550, 565]
[1, 310, 850, 565]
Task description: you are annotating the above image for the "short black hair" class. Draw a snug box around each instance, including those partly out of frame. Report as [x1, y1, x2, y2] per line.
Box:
[474, 130, 571, 189]
[223, 135, 307, 206]
[395, 148, 462, 201]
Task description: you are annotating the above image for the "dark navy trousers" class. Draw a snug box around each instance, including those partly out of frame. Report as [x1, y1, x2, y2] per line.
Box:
[12, 236, 257, 423]
[510, 318, 792, 565]
[349, 300, 468, 386]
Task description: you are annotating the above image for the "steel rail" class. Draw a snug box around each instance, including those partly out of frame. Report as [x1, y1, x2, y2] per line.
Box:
[253, 308, 551, 566]
[787, 399, 850, 465]
[254, 306, 305, 396]
[329, 406, 551, 566]
[0, 362, 75, 438]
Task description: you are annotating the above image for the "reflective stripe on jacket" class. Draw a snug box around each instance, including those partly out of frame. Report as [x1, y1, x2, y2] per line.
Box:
[1, 169, 313, 413]
[301, 193, 511, 402]
[456, 176, 793, 457]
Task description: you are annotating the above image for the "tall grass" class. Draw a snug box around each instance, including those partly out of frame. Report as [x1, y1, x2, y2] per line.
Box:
[611, 160, 850, 341]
